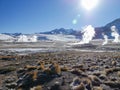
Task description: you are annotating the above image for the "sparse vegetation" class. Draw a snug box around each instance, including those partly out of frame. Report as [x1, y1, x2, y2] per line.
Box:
[0, 49, 120, 90]
[30, 85, 42, 90]
[117, 71, 120, 77]
[0, 66, 16, 74]
[93, 86, 103, 90]
[37, 61, 45, 70]
[32, 70, 38, 81]
[61, 66, 69, 71]
[25, 65, 37, 70]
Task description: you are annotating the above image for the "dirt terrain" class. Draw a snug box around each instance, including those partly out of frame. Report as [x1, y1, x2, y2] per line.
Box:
[0, 41, 120, 90]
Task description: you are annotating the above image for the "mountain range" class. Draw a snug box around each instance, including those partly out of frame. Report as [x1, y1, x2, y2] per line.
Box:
[1, 18, 120, 41]
[95, 18, 120, 39]
[38, 18, 120, 39]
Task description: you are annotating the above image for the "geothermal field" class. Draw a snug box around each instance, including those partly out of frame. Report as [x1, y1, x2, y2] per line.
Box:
[0, 39, 120, 90]
[0, 25, 120, 90]
[1, 0, 120, 90]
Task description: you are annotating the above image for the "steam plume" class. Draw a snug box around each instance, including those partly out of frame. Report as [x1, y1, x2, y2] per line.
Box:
[102, 33, 108, 45]
[79, 25, 96, 44]
[111, 26, 120, 43]
[17, 35, 29, 42]
[17, 35, 37, 42]
[29, 35, 37, 42]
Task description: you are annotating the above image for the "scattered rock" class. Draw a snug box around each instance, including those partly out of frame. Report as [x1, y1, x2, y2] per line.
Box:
[30, 85, 42, 90]
[104, 81, 120, 89]
[50, 81, 61, 90]
[117, 71, 120, 77]
[99, 74, 107, 80]
[88, 75, 101, 86]
[0, 66, 16, 74]
[93, 86, 103, 90]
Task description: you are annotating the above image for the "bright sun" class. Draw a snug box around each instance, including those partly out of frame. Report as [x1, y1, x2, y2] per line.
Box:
[81, 0, 99, 11]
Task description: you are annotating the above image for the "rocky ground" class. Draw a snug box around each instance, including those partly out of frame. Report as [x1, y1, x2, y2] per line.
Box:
[0, 50, 120, 90]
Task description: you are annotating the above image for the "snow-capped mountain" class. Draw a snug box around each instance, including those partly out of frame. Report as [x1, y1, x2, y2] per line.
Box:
[38, 18, 120, 39]
[2, 33, 22, 37]
[95, 18, 120, 39]
[39, 28, 77, 35]
[1, 18, 120, 42]
[0, 34, 15, 41]
[37, 34, 79, 42]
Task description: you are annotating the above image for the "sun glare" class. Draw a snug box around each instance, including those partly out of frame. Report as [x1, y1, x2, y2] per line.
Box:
[81, 0, 99, 11]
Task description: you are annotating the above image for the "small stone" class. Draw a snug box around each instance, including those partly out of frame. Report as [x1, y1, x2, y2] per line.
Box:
[50, 81, 61, 90]
[5, 82, 17, 89]
[93, 86, 103, 90]
[5, 77, 16, 83]
[99, 74, 107, 80]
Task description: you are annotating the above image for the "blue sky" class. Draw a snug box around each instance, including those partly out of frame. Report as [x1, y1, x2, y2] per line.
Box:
[0, 0, 120, 33]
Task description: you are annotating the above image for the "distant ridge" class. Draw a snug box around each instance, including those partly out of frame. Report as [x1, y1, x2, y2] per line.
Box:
[39, 28, 77, 35]
[95, 18, 120, 39]
[1, 18, 120, 41]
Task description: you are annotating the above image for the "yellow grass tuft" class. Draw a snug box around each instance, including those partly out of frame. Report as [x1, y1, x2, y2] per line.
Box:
[61, 66, 69, 71]
[104, 68, 114, 75]
[118, 71, 120, 77]
[93, 86, 103, 90]
[74, 82, 85, 90]
[54, 63, 61, 75]
[30, 85, 42, 90]
[25, 65, 37, 70]
[32, 70, 38, 81]
[111, 60, 117, 66]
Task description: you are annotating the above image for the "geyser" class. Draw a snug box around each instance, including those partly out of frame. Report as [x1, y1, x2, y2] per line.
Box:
[79, 25, 96, 44]
[17, 35, 37, 42]
[111, 26, 120, 43]
[102, 33, 108, 45]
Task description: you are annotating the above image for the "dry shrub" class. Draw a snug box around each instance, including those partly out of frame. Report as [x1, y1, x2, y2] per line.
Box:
[17, 88, 22, 90]
[90, 66, 99, 70]
[118, 71, 120, 77]
[73, 82, 85, 90]
[111, 60, 117, 66]
[61, 66, 69, 71]
[30, 85, 42, 90]
[93, 72, 101, 77]
[49, 62, 61, 75]
[37, 62, 45, 71]
[25, 65, 37, 70]
[113, 67, 120, 72]
[72, 64, 84, 69]
[88, 75, 99, 81]
[88, 75, 101, 86]
[93, 86, 103, 90]
[104, 81, 120, 88]
[37, 61, 45, 65]
[0, 55, 16, 60]
[82, 78, 92, 90]
[70, 77, 85, 90]
[54, 63, 61, 75]
[99, 74, 107, 80]
[70, 69, 83, 76]
[0, 66, 16, 74]
[44, 68, 52, 75]
[32, 70, 38, 81]
[104, 68, 114, 75]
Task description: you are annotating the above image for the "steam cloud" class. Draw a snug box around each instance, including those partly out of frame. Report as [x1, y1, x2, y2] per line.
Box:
[29, 35, 37, 42]
[102, 33, 108, 45]
[17, 35, 29, 42]
[17, 35, 37, 42]
[111, 26, 120, 43]
[72, 25, 96, 45]
[79, 25, 96, 44]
